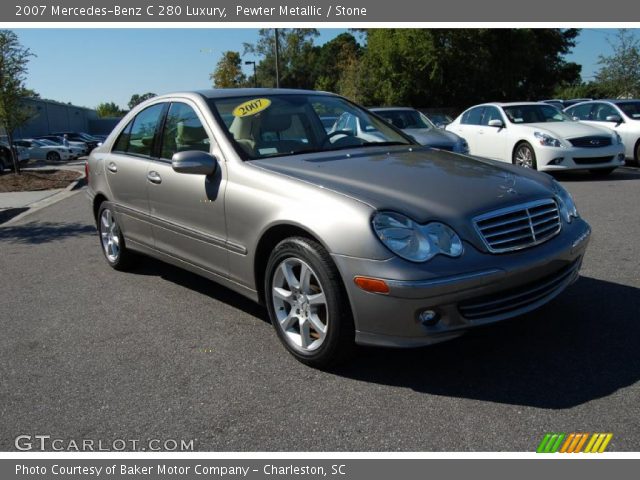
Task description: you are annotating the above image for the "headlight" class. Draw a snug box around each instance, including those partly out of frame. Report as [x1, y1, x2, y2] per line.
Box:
[534, 131, 562, 148]
[614, 132, 623, 145]
[372, 212, 463, 262]
[552, 180, 579, 223]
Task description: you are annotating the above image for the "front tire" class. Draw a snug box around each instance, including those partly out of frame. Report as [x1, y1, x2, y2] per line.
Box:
[635, 140, 640, 166]
[97, 202, 134, 271]
[513, 142, 537, 170]
[46, 151, 61, 162]
[265, 237, 355, 368]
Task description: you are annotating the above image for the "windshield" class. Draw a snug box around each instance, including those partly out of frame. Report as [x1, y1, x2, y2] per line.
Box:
[503, 104, 574, 124]
[617, 101, 640, 119]
[207, 94, 413, 160]
[373, 109, 433, 130]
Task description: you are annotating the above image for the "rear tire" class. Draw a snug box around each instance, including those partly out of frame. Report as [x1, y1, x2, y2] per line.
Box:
[513, 142, 538, 170]
[97, 202, 135, 271]
[265, 236, 355, 368]
[635, 141, 640, 166]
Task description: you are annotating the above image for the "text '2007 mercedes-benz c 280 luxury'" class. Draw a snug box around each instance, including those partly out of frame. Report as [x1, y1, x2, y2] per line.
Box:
[86, 89, 591, 367]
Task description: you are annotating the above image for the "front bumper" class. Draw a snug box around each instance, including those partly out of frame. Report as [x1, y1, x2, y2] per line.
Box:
[332, 219, 591, 347]
[536, 144, 625, 171]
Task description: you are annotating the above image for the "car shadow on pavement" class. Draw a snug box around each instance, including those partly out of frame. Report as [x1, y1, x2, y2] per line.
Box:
[130, 259, 268, 321]
[552, 167, 640, 182]
[0, 221, 95, 244]
[332, 276, 640, 410]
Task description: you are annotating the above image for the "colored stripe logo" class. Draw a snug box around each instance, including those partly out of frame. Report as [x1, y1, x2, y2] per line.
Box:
[536, 433, 613, 453]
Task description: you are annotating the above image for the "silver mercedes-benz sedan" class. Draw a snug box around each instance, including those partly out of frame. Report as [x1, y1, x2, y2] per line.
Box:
[86, 89, 591, 367]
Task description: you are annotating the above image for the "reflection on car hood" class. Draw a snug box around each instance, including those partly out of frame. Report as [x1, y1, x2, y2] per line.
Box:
[403, 128, 460, 147]
[517, 121, 612, 139]
[251, 146, 555, 230]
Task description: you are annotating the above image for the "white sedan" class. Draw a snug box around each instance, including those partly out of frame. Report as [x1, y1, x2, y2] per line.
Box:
[447, 102, 626, 174]
[14, 139, 73, 161]
[564, 99, 640, 164]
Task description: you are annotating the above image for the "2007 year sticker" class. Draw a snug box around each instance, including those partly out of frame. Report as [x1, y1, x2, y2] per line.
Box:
[232, 98, 271, 117]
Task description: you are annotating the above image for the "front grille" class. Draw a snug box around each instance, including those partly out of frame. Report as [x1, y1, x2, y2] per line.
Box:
[573, 156, 614, 165]
[459, 258, 580, 320]
[474, 199, 561, 253]
[569, 136, 612, 148]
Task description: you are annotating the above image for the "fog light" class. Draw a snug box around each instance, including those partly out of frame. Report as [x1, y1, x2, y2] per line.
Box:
[618, 153, 626, 161]
[418, 309, 440, 326]
[548, 157, 565, 165]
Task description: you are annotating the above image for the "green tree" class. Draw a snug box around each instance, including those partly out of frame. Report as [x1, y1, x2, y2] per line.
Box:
[0, 30, 36, 174]
[128, 92, 156, 110]
[314, 33, 363, 100]
[210, 51, 247, 88]
[358, 29, 581, 108]
[595, 29, 640, 98]
[244, 29, 319, 89]
[96, 102, 123, 118]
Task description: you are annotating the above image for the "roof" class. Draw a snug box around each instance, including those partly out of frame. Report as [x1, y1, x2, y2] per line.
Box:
[369, 107, 418, 112]
[193, 88, 337, 99]
[482, 102, 545, 107]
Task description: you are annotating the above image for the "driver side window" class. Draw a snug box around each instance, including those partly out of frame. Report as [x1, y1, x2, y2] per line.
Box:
[160, 103, 211, 160]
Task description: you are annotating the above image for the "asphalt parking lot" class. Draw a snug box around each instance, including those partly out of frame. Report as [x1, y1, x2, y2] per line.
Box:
[1, 166, 639, 451]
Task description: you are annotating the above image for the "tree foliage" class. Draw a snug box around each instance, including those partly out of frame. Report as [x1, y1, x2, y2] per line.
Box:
[96, 102, 123, 118]
[210, 51, 247, 88]
[595, 29, 640, 98]
[240, 28, 582, 109]
[244, 29, 319, 88]
[128, 92, 157, 110]
[359, 29, 581, 107]
[0, 30, 36, 174]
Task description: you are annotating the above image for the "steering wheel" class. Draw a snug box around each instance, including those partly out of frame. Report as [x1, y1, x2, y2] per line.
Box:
[323, 129, 355, 146]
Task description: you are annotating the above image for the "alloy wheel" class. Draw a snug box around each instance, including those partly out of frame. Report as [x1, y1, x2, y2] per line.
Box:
[271, 257, 328, 353]
[100, 209, 120, 263]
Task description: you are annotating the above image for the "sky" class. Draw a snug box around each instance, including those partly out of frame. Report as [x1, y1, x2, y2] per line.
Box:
[13, 28, 624, 110]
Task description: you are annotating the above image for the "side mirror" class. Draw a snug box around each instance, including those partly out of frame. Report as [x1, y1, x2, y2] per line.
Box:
[605, 114, 623, 124]
[171, 150, 217, 175]
[488, 119, 504, 128]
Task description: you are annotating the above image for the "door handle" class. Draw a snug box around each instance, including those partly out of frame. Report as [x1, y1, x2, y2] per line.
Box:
[107, 162, 117, 173]
[147, 171, 162, 184]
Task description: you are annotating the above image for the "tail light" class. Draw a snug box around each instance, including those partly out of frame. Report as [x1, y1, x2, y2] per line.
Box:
[84, 160, 89, 185]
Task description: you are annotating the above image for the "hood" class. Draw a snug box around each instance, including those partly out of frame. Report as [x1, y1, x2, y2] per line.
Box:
[523, 121, 613, 140]
[404, 128, 461, 148]
[251, 146, 555, 241]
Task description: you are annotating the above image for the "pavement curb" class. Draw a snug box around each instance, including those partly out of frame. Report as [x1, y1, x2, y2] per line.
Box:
[0, 174, 86, 227]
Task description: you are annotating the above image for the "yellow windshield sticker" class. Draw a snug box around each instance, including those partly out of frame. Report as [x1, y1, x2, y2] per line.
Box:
[232, 98, 271, 117]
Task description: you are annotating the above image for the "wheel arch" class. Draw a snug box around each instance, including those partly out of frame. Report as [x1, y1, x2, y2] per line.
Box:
[253, 223, 332, 306]
[92, 193, 109, 226]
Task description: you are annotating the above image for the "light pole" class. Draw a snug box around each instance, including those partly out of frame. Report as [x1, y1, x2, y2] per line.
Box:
[274, 28, 280, 88]
[245, 61, 257, 88]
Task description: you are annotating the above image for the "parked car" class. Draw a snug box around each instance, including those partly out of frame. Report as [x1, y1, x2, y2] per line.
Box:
[36, 136, 87, 157]
[52, 131, 100, 151]
[564, 99, 640, 164]
[447, 102, 625, 174]
[87, 89, 591, 367]
[0, 142, 29, 173]
[328, 111, 387, 143]
[540, 99, 565, 110]
[14, 139, 73, 162]
[424, 112, 454, 129]
[370, 107, 468, 153]
[563, 98, 593, 108]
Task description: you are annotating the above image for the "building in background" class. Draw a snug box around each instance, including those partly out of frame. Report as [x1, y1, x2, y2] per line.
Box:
[3, 98, 122, 139]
